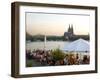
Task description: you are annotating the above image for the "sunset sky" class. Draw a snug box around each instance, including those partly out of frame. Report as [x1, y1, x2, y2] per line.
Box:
[26, 12, 90, 36]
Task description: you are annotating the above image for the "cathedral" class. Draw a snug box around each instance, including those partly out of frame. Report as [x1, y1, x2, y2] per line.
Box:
[64, 24, 89, 40]
[64, 24, 74, 39]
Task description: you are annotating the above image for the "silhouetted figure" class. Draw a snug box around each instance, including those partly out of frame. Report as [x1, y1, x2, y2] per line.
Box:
[82, 55, 89, 64]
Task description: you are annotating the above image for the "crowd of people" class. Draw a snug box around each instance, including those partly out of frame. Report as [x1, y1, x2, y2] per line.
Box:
[26, 49, 90, 67]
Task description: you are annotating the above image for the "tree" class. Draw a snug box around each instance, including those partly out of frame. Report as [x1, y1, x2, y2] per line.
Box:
[52, 48, 65, 61]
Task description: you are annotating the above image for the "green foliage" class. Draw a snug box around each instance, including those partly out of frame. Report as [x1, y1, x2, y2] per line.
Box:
[26, 60, 33, 67]
[52, 48, 65, 61]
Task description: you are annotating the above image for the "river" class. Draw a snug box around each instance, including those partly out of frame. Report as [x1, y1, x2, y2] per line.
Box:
[26, 41, 71, 51]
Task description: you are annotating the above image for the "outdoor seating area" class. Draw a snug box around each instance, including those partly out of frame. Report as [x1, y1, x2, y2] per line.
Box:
[26, 49, 90, 67]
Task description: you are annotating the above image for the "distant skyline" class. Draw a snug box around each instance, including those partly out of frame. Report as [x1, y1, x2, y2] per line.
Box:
[26, 12, 90, 36]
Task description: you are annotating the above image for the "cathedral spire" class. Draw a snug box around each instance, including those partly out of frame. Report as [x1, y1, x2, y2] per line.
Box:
[68, 24, 70, 32]
[71, 24, 73, 34]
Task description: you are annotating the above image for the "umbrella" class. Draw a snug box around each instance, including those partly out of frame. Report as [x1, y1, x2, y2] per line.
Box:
[63, 38, 89, 52]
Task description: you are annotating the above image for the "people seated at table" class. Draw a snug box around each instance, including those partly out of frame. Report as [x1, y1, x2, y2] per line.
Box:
[26, 49, 90, 66]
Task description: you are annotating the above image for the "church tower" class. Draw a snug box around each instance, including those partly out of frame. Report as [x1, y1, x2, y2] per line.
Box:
[68, 24, 74, 35]
[68, 24, 71, 32]
[70, 24, 74, 34]
[64, 24, 74, 40]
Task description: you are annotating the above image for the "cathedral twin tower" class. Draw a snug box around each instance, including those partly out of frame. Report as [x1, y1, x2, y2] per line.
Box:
[68, 24, 74, 35]
[64, 24, 74, 39]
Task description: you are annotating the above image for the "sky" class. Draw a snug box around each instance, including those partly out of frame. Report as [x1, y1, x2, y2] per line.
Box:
[26, 12, 90, 36]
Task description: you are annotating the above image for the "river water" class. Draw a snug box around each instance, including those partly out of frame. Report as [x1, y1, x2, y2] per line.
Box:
[26, 41, 70, 51]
